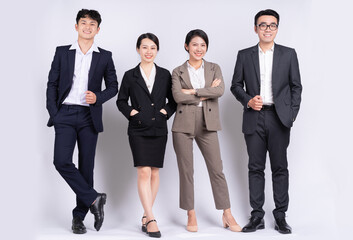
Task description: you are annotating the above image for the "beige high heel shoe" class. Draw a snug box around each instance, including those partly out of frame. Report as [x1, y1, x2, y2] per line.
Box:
[186, 224, 198, 232]
[222, 214, 242, 232]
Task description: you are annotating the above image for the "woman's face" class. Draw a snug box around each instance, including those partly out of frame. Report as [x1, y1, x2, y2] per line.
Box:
[137, 38, 158, 63]
[185, 36, 207, 62]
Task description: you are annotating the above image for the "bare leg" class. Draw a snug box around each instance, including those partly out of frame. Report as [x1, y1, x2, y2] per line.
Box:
[137, 167, 159, 232]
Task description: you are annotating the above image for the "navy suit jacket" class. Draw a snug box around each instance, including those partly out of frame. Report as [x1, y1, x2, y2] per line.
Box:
[231, 44, 302, 134]
[117, 64, 176, 136]
[46, 45, 118, 132]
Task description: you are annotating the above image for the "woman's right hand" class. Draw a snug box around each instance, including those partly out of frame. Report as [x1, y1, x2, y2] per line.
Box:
[211, 78, 221, 87]
[130, 109, 139, 116]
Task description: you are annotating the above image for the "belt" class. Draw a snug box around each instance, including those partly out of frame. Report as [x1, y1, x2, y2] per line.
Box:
[61, 104, 89, 110]
[261, 105, 275, 111]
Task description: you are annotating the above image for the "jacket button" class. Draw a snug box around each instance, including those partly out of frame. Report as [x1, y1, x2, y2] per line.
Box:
[179, 110, 182, 113]
[151, 103, 154, 106]
[152, 118, 155, 120]
[209, 109, 211, 111]
[138, 121, 141, 124]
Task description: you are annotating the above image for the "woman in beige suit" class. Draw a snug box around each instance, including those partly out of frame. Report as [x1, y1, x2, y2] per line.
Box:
[172, 29, 241, 232]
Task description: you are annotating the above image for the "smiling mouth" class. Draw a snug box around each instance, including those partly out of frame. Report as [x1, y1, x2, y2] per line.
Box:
[145, 55, 153, 59]
[194, 52, 203, 57]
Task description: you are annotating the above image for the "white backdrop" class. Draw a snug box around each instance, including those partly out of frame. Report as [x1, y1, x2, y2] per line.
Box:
[1, 0, 352, 240]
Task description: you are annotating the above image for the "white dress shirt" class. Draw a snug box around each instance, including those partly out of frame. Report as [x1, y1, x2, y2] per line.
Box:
[139, 64, 156, 93]
[63, 41, 100, 106]
[187, 60, 205, 107]
[259, 44, 274, 105]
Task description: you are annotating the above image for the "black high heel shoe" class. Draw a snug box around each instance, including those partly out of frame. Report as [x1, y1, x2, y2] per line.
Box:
[145, 219, 161, 238]
[142, 216, 147, 232]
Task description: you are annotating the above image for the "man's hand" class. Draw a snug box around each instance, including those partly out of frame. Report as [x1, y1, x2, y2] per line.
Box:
[248, 95, 263, 111]
[85, 91, 97, 104]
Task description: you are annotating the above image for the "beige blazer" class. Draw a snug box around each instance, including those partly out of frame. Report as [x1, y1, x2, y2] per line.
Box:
[171, 60, 224, 134]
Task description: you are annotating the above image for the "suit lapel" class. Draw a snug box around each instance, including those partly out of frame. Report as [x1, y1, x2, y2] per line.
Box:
[251, 45, 260, 85]
[272, 43, 281, 89]
[89, 51, 100, 85]
[179, 61, 194, 89]
[68, 49, 75, 85]
[150, 64, 161, 98]
[203, 60, 214, 87]
[133, 65, 151, 97]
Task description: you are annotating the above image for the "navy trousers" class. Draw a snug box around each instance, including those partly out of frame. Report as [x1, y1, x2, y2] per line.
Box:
[244, 109, 290, 219]
[53, 104, 98, 220]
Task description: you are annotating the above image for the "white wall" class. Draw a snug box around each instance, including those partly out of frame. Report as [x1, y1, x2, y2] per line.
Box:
[1, 0, 352, 239]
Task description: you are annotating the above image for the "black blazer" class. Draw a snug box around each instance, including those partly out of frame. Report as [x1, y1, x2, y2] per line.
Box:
[231, 44, 302, 134]
[46, 45, 119, 132]
[117, 64, 176, 136]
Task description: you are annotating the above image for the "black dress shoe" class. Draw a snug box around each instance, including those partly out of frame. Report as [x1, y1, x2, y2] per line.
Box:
[90, 193, 107, 231]
[72, 217, 87, 234]
[275, 218, 292, 234]
[242, 216, 265, 232]
[146, 219, 161, 238]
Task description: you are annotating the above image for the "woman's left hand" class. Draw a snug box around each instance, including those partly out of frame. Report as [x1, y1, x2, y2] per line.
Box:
[181, 89, 196, 95]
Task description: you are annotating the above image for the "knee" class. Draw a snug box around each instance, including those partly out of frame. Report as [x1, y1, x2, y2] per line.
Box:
[248, 161, 265, 173]
[151, 168, 159, 179]
[138, 167, 152, 180]
[53, 159, 73, 173]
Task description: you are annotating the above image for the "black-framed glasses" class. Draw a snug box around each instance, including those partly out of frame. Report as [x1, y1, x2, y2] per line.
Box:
[257, 23, 278, 31]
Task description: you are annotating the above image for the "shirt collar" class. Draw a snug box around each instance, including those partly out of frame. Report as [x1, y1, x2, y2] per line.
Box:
[258, 43, 275, 54]
[69, 41, 100, 54]
[187, 60, 204, 71]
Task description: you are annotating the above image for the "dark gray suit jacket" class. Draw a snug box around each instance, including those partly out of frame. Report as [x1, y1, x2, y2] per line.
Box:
[231, 44, 302, 134]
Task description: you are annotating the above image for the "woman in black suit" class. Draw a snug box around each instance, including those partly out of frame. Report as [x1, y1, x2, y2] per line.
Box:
[117, 33, 176, 238]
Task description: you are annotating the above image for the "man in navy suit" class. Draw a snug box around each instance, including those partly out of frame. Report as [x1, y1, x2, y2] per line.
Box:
[46, 9, 118, 234]
[231, 9, 302, 234]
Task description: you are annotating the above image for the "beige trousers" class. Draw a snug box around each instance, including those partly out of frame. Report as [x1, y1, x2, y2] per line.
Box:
[172, 107, 231, 210]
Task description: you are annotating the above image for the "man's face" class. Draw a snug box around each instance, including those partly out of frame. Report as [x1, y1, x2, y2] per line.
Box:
[254, 15, 278, 44]
[75, 17, 100, 41]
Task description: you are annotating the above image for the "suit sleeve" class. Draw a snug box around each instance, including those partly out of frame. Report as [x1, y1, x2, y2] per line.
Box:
[194, 64, 225, 98]
[289, 49, 302, 121]
[46, 47, 60, 118]
[171, 68, 201, 105]
[116, 72, 134, 120]
[94, 52, 119, 106]
[230, 51, 252, 107]
[163, 71, 177, 119]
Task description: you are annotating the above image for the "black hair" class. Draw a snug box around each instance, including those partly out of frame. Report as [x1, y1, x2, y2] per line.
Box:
[136, 33, 160, 51]
[254, 9, 280, 26]
[184, 29, 209, 52]
[76, 9, 102, 27]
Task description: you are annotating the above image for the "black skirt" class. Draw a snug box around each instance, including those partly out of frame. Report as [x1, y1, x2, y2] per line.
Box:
[129, 135, 168, 168]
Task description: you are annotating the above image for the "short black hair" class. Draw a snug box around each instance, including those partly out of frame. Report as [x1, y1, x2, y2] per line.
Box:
[184, 29, 209, 52]
[76, 9, 102, 27]
[136, 33, 160, 51]
[254, 9, 279, 26]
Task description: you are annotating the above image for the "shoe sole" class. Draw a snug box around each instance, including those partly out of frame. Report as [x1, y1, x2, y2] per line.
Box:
[72, 228, 87, 234]
[242, 224, 265, 232]
[275, 225, 291, 234]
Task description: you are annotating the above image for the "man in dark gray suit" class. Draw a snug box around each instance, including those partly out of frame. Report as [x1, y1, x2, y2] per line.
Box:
[231, 9, 302, 234]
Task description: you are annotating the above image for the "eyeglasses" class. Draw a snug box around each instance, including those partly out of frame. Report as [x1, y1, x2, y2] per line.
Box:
[257, 23, 278, 31]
